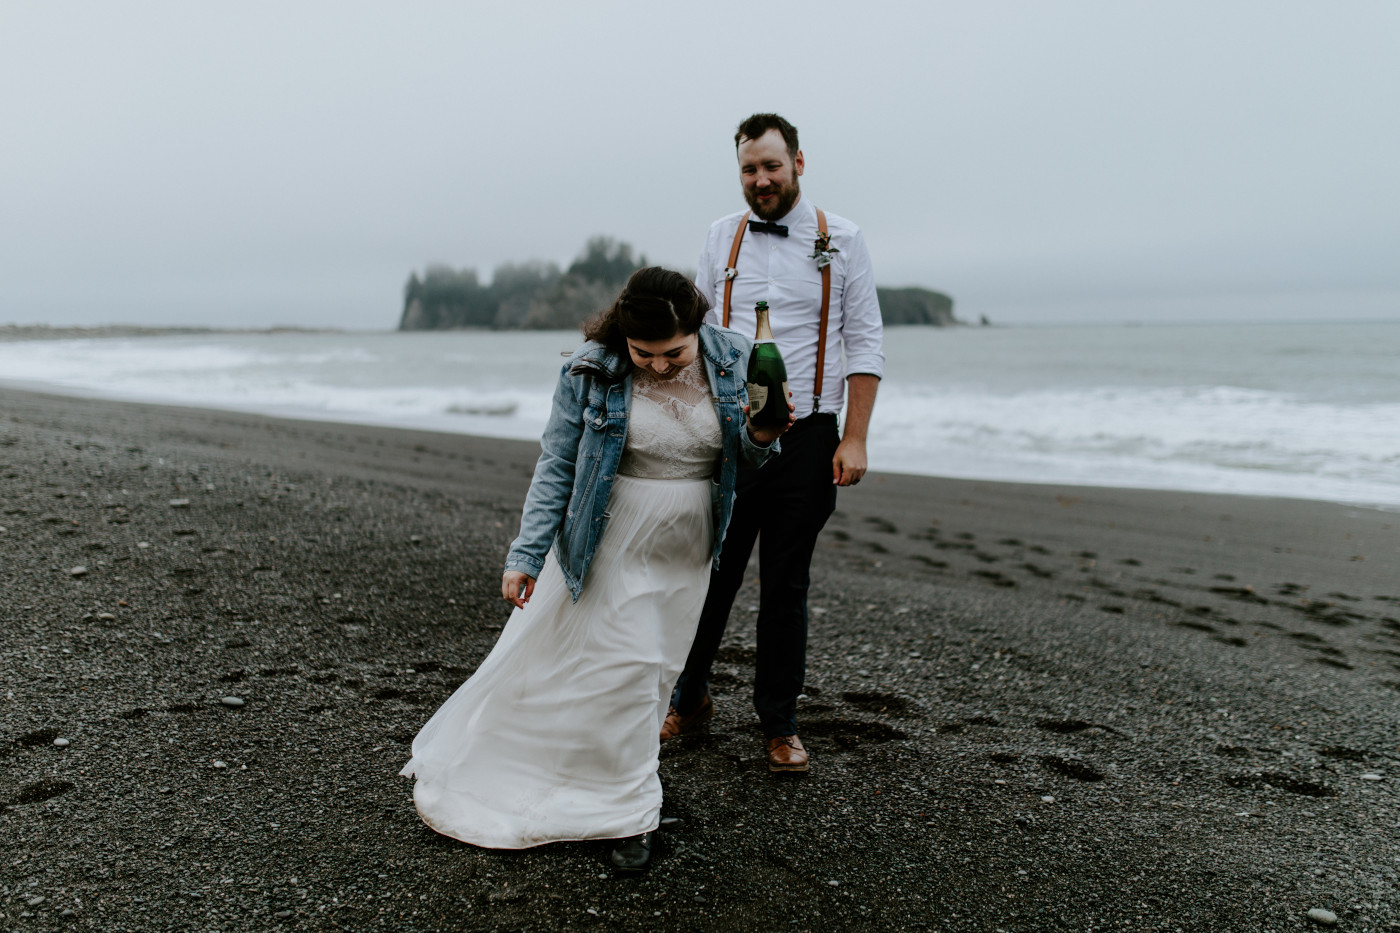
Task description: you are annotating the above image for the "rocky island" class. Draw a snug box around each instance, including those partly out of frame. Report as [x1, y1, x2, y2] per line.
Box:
[397, 236, 957, 332]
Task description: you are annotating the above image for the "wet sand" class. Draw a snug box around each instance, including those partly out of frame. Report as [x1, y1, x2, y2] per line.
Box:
[2, 385, 1398, 931]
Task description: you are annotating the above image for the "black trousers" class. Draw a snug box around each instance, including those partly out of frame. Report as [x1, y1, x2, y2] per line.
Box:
[673, 413, 840, 737]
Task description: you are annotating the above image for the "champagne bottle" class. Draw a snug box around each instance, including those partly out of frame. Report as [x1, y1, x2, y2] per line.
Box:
[746, 301, 790, 429]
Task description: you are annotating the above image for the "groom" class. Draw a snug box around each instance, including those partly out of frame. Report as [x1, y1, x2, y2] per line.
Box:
[664, 113, 885, 771]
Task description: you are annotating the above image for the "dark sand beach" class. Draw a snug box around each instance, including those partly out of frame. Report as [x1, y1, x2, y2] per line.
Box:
[2, 385, 1398, 931]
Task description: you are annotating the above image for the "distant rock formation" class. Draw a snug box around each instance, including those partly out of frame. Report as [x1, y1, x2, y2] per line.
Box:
[874, 287, 958, 326]
[399, 237, 643, 332]
[398, 238, 958, 331]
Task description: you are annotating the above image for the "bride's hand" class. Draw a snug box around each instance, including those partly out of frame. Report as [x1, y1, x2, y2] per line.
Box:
[745, 393, 797, 445]
[502, 571, 536, 609]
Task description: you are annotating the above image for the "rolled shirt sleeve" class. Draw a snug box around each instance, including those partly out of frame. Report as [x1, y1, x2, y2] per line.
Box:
[838, 228, 884, 380]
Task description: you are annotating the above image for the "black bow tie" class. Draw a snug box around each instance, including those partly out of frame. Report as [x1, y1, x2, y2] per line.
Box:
[748, 219, 788, 237]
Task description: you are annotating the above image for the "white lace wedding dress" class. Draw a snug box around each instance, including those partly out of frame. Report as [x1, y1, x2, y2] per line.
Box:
[400, 357, 722, 848]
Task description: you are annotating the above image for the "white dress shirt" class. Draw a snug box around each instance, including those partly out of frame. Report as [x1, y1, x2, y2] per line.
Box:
[696, 196, 884, 418]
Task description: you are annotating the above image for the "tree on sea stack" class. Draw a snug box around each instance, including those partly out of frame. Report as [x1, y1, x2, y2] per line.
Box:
[398, 236, 646, 331]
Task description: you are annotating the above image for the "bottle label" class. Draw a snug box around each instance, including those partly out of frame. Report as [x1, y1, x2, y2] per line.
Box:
[748, 384, 770, 414]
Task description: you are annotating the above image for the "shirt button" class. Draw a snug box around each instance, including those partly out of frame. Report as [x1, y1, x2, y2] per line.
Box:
[726, 416, 731, 422]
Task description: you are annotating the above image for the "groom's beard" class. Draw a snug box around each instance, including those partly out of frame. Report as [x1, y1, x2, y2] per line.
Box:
[745, 176, 801, 221]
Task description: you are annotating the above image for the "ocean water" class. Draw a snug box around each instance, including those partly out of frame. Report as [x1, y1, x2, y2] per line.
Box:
[1, 321, 1396, 508]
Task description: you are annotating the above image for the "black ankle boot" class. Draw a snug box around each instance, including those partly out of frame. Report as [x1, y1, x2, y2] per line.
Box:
[609, 830, 657, 873]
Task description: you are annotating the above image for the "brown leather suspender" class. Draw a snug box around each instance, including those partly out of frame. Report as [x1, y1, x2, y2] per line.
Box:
[721, 210, 749, 330]
[721, 208, 832, 415]
[812, 208, 830, 415]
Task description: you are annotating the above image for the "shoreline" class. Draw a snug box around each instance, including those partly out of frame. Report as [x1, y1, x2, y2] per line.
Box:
[3, 377, 1397, 516]
[2, 385, 1398, 930]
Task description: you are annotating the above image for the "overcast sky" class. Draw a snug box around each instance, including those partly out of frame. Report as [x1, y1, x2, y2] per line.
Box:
[2, 1, 1397, 328]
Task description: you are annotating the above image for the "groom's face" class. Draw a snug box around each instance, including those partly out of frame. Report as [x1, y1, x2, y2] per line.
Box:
[738, 128, 803, 221]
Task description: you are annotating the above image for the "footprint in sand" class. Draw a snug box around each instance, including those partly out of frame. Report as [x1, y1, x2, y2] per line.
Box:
[1035, 718, 1092, 734]
[800, 718, 907, 746]
[6, 780, 76, 807]
[863, 516, 898, 534]
[840, 691, 912, 714]
[1176, 620, 1217, 633]
[972, 569, 1016, 588]
[1311, 656, 1355, 670]
[1039, 755, 1105, 782]
[1318, 746, 1369, 761]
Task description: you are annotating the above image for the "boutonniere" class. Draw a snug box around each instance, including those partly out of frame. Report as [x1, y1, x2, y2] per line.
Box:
[808, 230, 839, 269]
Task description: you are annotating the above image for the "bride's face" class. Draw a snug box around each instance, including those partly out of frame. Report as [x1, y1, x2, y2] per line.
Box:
[626, 332, 699, 380]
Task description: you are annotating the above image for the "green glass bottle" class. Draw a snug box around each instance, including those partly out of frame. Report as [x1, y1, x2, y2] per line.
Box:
[746, 301, 790, 429]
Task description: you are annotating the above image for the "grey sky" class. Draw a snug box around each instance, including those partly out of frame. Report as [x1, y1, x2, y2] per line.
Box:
[2, 1, 1397, 328]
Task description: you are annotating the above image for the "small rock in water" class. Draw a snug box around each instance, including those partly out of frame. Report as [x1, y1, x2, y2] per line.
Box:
[220, 696, 246, 708]
[1306, 908, 1338, 926]
[69, 566, 88, 577]
[53, 738, 71, 748]
[169, 498, 190, 508]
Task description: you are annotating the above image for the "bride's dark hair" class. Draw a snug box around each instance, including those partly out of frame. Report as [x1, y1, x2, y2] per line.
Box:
[582, 266, 710, 356]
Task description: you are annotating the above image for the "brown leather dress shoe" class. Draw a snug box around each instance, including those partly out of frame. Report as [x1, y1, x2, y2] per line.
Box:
[659, 694, 713, 741]
[765, 734, 809, 772]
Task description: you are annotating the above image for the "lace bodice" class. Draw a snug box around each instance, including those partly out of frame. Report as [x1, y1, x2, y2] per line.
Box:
[619, 357, 722, 479]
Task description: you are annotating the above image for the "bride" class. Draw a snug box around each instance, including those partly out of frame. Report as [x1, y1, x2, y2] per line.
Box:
[400, 266, 791, 872]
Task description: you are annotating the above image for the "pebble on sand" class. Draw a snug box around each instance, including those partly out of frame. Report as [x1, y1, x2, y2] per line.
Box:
[220, 696, 246, 708]
[169, 498, 190, 508]
[213, 760, 228, 769]
[1306, 907, 1338, 926]
[1359, 773, 1383, 781]
[53, 738, 70, 747]
[69, 566, 88, 577]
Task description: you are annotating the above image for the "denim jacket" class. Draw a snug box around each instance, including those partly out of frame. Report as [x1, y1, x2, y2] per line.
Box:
[504, 324, 776, 601]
